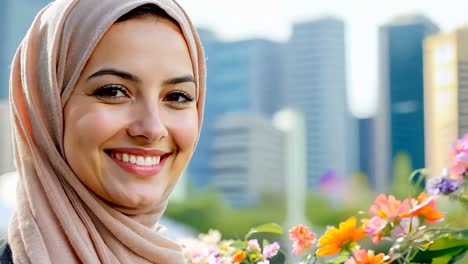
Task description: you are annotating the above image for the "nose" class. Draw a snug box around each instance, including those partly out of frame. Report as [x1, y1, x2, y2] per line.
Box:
[127, 103, 168, 143]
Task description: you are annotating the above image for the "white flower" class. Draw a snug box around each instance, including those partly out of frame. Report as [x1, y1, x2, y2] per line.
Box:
[199, 229, 222, 245]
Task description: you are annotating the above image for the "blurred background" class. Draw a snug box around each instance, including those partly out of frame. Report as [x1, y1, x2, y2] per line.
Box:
[1, 0, 467, 246]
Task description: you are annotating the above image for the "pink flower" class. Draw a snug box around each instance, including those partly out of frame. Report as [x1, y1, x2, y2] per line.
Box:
[344, 249, 387, 264]
[288, 225, 316, 255]
[391, 217, 419, 239]
[263, 242, 280, 258]
[450, 134, 468, 177]
[362, 216, 387, 243]
[247, 239, 260, 252]
[369, 194, 409, 221]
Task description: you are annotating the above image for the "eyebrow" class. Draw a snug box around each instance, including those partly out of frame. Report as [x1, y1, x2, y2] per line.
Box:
[162, 75, 196, 87]
[87, 68, 196, 87]
[87, 68, 142, 83]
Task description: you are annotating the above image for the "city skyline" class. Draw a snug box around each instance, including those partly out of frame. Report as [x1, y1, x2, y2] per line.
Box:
[1, 0, 466, 203]
[178, 0, 468, 118]
[3, 1, 467, 117]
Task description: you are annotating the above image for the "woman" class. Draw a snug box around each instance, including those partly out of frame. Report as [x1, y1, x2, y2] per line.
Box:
[0, 0, 205, 263]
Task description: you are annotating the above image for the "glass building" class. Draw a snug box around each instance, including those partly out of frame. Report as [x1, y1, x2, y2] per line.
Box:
[189, 34, 283, 188]
[375, 15, 439, 191]
[283, 17, 357, 187]
[358, 117, 375, 189]
[424, 25, 468, 176]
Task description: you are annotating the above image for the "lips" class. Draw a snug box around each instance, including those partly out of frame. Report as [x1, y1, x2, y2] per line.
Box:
[105, 148, 171, 177]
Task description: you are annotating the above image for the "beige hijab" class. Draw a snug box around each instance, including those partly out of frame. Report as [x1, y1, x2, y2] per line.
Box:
[7, 0, 205, 263]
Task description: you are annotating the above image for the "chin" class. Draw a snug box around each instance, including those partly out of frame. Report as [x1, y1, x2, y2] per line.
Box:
[110, 186, 167, 208]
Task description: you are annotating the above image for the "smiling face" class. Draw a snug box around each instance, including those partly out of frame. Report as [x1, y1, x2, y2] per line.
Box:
[63, 16, 198, 208]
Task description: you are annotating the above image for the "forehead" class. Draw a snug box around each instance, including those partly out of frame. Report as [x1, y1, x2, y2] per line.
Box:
[82, 17, 194, 76]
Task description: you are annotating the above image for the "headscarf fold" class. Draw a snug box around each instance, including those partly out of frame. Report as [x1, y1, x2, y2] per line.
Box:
[8, 0, 206, 263]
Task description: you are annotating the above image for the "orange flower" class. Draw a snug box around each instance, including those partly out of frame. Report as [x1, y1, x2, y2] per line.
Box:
[232, 251, 246, 263]
[289, 225, 316, 255]
[344, 249, 387, 264]
[403, 192, 444, 222]
[316, 216, 367, 256]
[369, 194, 408, 221]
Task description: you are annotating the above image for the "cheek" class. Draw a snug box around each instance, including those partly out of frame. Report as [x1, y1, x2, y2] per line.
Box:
[165, 109, 198, 152]
[65, 103, 126, 155]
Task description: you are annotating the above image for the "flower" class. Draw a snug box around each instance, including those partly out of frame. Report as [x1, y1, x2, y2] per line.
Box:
[369, 194, 408, 221]
[262, 242, 280, 258]
[316, 216, 367, 256]
[232, 251, 246, 263]
[288, 225, 316, 255]
[391, 217, 419, 240]
[199, 229, 222, 245]
[180, 237, 213, 263]
[450, 134, 468, 177]
[362, 216, 387, 243]
[404, 192, 444, 222]
[247, 239, 261, 252]
[344, 249, 387, 264]
[427, 176, 460, 195]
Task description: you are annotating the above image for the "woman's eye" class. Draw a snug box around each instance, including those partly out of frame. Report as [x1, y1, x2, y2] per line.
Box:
[164, 91, 194, 104]
[91, 85, 128, 100]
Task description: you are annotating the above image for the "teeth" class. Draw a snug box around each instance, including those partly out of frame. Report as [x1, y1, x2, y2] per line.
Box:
[111, 152, 163, 166]
[145, 156, 152, 166]
[136, 156, 145, 165]
[122, 153, 129, 162]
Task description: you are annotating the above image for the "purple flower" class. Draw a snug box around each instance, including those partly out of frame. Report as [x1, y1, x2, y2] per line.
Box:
[427, 177, 460, 195]
[263, 242, 280, 259]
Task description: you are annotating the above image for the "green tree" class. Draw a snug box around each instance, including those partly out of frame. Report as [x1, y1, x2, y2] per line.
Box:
[391, 152, 414, 199]
[165, 191, 285, 239]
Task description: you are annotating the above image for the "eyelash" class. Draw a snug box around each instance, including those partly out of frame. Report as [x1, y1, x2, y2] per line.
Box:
[91, 85, 195, 105]
[164, 90, 195, 104]
[91, 84, 128, 100]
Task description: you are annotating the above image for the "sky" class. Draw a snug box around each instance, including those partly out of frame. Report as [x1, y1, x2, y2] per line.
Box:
[178, 0, 468, 118]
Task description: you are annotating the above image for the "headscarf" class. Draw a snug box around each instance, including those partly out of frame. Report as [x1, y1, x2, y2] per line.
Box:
[7, 0, 205, 263]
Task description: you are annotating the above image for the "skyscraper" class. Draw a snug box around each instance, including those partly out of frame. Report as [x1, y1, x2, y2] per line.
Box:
[212, 112, 285, 207]
[424, 25, 468, 176]
[283, 17, 357, 187]
[189, 36, 283, 188]
[375, 15, 439, 191]
[358, 117, 376, 189]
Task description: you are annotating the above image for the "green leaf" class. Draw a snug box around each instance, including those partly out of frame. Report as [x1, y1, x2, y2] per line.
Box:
[410, 233, 468, 263]
[410, 245, 467, 262]
[230, 240, 248, 250]
[325, 254, 349, 264]
[244, 223, 283, 240]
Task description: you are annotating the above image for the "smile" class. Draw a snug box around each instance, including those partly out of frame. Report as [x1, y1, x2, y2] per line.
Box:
[113, 152, 160, 166]
[105, 148, 171, 177]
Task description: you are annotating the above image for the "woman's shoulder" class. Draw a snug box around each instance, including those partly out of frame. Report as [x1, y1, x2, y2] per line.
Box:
[0, 241, 13, 264]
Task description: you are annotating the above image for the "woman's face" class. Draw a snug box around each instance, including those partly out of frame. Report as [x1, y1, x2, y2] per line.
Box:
[63, 16, 198, 208]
